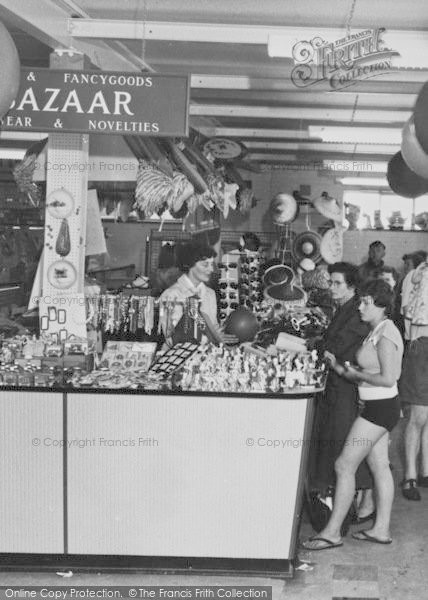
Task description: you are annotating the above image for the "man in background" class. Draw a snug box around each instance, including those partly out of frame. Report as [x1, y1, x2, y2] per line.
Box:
[358, 240, 386, 283]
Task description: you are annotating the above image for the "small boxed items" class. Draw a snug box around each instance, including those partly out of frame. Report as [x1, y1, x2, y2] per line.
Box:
[99, 341, 157, 372]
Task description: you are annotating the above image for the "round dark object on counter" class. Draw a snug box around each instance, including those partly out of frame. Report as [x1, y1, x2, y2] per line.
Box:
[224, 307, 260, 343]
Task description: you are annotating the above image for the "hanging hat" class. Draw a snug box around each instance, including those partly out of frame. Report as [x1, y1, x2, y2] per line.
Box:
[402, 117, 428, 179]
[313, 192, 343, 223]
[270, 193, 299, 225]
[291, 231, 322, 264]
[320, 226, 344, 264]
[264, 282, 306, 304]
[302, 267, 331, 290]
[415, 212, 428, 230]
[263, 264, 294, 287]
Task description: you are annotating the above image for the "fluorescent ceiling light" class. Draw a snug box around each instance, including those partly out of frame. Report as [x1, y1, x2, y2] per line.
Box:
[0, 149, 26, 160]
[338, 177, 389, 187]
[310, 126, 402, 145]
[323, 160, 388, 173]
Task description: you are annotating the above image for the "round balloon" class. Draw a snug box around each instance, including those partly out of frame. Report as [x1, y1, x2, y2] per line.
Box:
[224, 308, 259, 343]
[386, 152, 428, 198]
[0, 22, 20, 120]
[402, 117, 428, 179]
[414, 81, 428, 154]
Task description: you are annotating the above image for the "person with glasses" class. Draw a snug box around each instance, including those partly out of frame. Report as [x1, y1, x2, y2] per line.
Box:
[307, 262, 373, 532]
[303, 279, 403, 549]
[159, 241, 238, 347]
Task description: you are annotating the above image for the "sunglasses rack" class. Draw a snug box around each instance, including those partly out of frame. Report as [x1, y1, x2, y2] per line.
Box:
[239, 250, 263, 311]
[217, 252, 240, 322]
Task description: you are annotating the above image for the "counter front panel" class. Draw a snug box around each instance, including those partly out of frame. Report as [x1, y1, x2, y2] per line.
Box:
[67, 393, 308, 558]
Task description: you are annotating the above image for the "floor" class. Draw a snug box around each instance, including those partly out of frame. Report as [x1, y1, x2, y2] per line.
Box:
[0, 417, 426, 600]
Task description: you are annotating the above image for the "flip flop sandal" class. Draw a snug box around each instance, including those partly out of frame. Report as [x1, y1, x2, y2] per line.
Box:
[301, 536, 343, 551]
[352, 530, 392, 544]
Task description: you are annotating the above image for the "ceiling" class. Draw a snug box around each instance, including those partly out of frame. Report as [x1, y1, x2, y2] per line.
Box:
[1, 0, 428, 191]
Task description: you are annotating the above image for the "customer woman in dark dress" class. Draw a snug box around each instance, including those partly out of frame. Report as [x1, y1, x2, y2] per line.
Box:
[308, 263, 373, 517]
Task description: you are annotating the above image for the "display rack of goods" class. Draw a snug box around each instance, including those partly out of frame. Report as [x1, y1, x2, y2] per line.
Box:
[171, 343, 327, 394]
[239, 251, 263, 310]
[218, 253, 240, 323]
[0, 334, 94, 387]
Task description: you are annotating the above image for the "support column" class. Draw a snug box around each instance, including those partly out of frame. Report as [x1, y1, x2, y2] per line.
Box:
[39, 51, 89, 340]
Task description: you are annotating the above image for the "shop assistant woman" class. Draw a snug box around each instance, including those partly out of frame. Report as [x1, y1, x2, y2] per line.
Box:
[159, 241, 237, 347]
[303, 279, 403, 550]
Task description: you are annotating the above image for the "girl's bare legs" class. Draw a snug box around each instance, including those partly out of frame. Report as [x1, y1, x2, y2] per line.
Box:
[304, 417, 388, 548]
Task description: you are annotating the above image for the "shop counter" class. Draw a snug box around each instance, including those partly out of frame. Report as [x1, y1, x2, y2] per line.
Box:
[0, 387, 316, 577]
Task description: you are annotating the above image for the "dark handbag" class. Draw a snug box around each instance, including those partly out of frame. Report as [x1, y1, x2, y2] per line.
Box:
[304, 486, 356, 537]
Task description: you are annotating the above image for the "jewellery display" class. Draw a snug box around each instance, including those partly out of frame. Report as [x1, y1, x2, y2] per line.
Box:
[218, 252, 240, 323]
[239, 251, 263, 310]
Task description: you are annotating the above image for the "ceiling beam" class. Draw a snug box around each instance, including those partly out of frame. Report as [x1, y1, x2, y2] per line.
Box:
[0, 0, 146, 72]
[189, 104, 411, 124]
[192, 127, 312, 139]
[245, 141, 400, 154]
[68, 19, 428, 69]
[190, 73, 428, 93]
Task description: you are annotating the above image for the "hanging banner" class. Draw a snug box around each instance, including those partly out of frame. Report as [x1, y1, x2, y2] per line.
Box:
[1, 68, 189, 136]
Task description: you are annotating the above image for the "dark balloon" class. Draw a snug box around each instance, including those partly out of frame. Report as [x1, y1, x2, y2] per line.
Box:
[224, 308, 260, 343]
[387, 152, 428, 198]
[414, 81, 428, 154]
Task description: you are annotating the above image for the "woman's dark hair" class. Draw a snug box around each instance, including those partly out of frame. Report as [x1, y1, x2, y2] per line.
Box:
[412, 250, 428, 268]
[327, 262, 359, 288]
[176, 242, 216, 273]
[241, 232, 261, 252]
[358, 278, 394, 317]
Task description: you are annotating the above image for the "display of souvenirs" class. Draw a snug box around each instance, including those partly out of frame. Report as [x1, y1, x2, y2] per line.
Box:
[99, 341, 157, 371]
[218, 252, 240, 323]
[172, 344, 327, 394]
[88, 294, 156, 334]
[149, 341, 199, 377]
[68, 368, 166, 391]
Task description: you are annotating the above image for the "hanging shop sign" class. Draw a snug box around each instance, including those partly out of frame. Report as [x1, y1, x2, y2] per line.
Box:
[1, 68, 189, 136]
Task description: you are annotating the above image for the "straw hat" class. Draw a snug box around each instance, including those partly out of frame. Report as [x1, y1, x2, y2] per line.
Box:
[263, 264, 294, 287]
[291, 231, 322, 264]
[320, 226, 344, 264]
[313, 191, 343, 223]
[270, 193, 299, 225]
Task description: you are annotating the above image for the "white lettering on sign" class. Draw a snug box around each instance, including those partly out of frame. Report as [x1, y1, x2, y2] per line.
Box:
[5, 115, 32, 127]
[88, 119, 159, 133]
[61, 89, 84, 113]
[87, 90, 110, 114]
[114, 91, 133, 115]
[14, 87, 39, 111]
[43, 88, 61, 111]
[11, 88, 135, 116]
[63, 72, 153, 87]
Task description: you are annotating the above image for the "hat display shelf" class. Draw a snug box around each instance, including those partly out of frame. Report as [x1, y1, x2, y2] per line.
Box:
[291, 203, 322, 270]
[218, 252, 240, 324]
[274, 222, 295, 266]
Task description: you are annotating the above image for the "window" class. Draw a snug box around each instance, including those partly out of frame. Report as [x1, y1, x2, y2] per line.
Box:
[343, 190, 427, 230]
